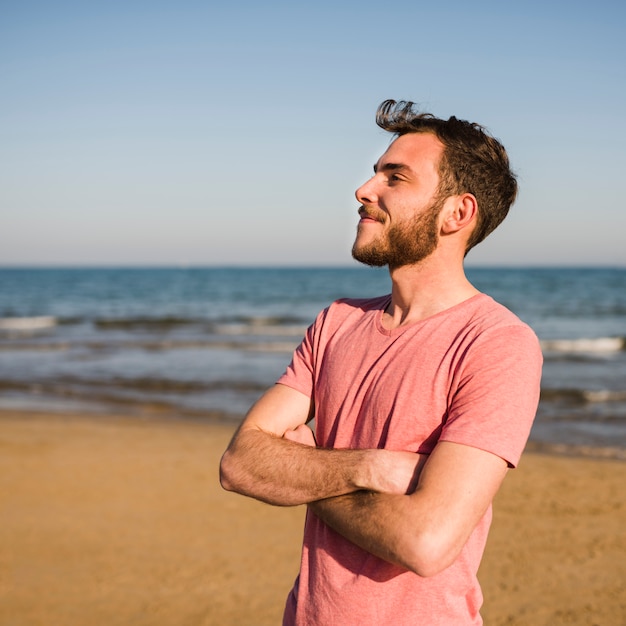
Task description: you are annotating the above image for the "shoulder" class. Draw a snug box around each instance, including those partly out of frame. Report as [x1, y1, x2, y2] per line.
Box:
[434, 294, 542, 366]
[464, 293, 536, 334]
[460, 294, 542, 364]
[331, 294, 390, 314]
[316, 294, 389, 322]
[308, 294, 390, 339]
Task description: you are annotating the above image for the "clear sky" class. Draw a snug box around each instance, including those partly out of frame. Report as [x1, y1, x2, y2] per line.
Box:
[1, 0, 625, 267]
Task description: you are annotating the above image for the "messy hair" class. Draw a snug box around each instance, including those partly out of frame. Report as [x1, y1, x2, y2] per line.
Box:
[376, 99, 517, 253]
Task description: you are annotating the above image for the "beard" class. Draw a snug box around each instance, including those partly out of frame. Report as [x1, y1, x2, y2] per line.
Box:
[352, 197, 443, 270]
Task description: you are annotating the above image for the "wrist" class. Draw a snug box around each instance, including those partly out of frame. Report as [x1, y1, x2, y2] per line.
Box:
[352, 449, 385, 492]
[352, 448, 423, 495]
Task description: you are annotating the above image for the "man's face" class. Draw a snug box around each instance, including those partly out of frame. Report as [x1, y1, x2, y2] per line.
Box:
[351, 132, 445, 270]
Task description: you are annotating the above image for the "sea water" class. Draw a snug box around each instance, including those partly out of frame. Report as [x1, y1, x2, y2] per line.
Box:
[1, 267, 625, 455]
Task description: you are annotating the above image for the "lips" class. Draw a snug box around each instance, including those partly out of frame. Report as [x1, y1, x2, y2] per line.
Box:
[358, 206, 384, 223]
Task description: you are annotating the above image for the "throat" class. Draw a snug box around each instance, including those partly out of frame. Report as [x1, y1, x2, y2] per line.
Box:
[382, 288, 481, 330]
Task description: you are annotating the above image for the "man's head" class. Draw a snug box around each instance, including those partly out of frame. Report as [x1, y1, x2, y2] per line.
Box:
[351, 130, 446, 269]
[375, 99, 517, 253]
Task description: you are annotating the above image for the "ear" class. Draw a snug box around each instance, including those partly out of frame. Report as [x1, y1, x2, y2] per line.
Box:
[440, 193, 477, 235]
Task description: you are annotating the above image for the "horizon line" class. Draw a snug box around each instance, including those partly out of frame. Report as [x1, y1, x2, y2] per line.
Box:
[1, 263, 625, 271]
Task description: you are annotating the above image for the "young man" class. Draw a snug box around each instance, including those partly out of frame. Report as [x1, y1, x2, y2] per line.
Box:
[220, 100, 543, 625]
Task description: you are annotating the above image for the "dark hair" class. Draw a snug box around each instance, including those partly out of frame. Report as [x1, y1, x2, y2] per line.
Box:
[376, 99, 517, 252]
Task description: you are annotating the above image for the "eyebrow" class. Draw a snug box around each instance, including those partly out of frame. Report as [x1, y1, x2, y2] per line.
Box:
[372, 162, 412, 174]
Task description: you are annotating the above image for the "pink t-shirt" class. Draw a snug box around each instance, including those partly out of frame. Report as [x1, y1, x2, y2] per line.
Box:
[278, 294, 543, 626]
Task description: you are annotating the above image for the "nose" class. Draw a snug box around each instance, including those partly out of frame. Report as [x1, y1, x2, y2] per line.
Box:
[355, 176, 378, 205]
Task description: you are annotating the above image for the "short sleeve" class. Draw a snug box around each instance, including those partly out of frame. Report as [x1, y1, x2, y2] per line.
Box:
[440, 324, 543, 467]
[276, 307, 328, 400]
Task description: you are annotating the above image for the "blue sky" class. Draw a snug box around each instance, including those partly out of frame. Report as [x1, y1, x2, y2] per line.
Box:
[1, 0, 625, 267]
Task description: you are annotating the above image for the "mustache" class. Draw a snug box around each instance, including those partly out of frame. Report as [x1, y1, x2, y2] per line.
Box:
[358, 205, 385, 222]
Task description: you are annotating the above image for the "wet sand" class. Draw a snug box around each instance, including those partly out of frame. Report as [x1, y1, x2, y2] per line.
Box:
[0, 410, 624, 625]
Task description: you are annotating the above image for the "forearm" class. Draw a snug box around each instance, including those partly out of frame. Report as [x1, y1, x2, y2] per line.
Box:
[220, 426, 424, 506]
[309, 442, 509, 577]
[310, 491, 436, 574]
[219, 384, 423, 506]
[220, 427, 372, 506]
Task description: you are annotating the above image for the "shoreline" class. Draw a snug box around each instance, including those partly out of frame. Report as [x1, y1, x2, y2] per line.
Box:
[2, 402, 625, 461]
[1, 409, 625, 625]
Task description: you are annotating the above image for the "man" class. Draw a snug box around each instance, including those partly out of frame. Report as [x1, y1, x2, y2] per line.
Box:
[220, 100, 543, 625]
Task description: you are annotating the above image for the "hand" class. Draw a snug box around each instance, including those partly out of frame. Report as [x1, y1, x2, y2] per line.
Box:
[283, 424, 317, 447]
[284, 426, 423, 495]
[372, 450, 425, 495]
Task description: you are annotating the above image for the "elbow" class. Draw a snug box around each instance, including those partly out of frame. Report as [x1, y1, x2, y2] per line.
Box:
[408, 558, 453, 579]
[219, 450, 238, 493]
[402, 530, 461, 578]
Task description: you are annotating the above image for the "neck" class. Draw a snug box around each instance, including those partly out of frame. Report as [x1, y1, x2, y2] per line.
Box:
[384, 252, 479, 328]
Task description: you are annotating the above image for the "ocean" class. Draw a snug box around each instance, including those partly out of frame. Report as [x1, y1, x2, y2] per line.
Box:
[1, 267, 625, 457]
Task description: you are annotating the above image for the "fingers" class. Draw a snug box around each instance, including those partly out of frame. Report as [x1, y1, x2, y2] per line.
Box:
[283, 424, 317, 447]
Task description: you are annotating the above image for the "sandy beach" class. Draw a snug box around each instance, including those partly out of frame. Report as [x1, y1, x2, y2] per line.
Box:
[1, 409, 624, 626]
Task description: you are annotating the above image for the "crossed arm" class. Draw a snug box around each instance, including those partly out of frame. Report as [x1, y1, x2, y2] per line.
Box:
[219, 383, 508, 577]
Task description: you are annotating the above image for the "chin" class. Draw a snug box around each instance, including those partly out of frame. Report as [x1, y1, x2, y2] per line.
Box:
[351, 245, 389, 268]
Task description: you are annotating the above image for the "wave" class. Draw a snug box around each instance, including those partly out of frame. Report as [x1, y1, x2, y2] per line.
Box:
[0, 316, 57, 332]
[540, 337, 626, 354]
[0, 338, 299, 354]
[541, 387, 626, 405]
[0, 376, 269, 421]
[108, 376, 269, 394]
[214, 323, 307, 337]
[0, 317, 307, 348]
[8, 375, 619, 405]
[224, 314, 305, 326]
[94, 316, 201, 330]
[524, 440, 626, 461]
[93, 315, 307, 333]
[0, 376, 269, 395]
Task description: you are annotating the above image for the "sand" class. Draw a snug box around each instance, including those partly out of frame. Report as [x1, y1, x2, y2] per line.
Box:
[0, 410, 624, 626]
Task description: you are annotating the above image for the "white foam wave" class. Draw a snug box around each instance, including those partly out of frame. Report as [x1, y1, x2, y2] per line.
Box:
[214, 324, 307, 337]
[582, 390, 626, 403]
[540, 337, 625, 353]
[0, 316, 57, 331]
